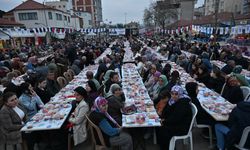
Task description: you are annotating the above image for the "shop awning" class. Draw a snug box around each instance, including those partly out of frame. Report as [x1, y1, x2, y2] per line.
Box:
[0, 32, 10, 40]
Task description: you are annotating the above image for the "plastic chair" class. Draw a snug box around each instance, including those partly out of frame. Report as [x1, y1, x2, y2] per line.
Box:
[220, 83, 227, 95]
[234, 126, 250, 150]
[12, 70, 22, 76]
[169, 103, 198, 150]
[6, 72, 18, 80]
[240, 86, 250, 102]
[67, 69, 75, 77]
[64, 72, 73, 82]
[57, 76, 68, 88]
[85, 114, 108, 150]
[194, 119, 213, 148]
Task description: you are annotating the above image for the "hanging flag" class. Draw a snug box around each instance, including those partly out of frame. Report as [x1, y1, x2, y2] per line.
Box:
[231, 27, 235, 34]
[220, 27, 224, 35]
[246, 25, 250, 34]
[238, 26, 242, 34]
[225, 27, 229, 34]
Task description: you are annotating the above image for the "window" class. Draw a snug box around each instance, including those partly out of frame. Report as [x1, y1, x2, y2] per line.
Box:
[18, 12, 38, 20]
[220, 1, 224, 8]
[63, 5, 65, 8]
[68, 16, 70, 22]
[48, 12, 53, 20]
[59, 5, 61, 8]
[56, 13, 62, 20]
[64, 15, 67, 21]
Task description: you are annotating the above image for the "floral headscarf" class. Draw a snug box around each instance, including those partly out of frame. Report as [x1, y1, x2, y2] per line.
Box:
[168, 85, 189, 106]
[92, 96, 120, 127]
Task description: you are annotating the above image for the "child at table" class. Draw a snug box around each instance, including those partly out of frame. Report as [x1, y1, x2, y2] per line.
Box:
[156, 91, 171, 116]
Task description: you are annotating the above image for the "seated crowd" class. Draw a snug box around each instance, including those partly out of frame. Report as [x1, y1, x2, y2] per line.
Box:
[0, 34, 250, 150]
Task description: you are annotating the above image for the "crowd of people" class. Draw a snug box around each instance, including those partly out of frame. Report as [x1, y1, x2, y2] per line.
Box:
[0, 33, 250, 150]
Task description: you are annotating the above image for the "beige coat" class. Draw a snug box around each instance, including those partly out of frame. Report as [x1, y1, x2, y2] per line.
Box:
[69, 100, 89, 145]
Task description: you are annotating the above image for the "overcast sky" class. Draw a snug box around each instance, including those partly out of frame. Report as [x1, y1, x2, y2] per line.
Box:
[0, 0, 204, 24]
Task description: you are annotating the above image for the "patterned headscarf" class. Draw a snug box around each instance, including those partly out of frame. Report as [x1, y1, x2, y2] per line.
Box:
[92, 96, 120, 127]
[168, 85, 189, 106]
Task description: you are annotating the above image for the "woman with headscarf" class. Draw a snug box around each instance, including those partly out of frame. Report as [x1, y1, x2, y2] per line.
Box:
[231, 65, 250, 87]
[153, 75, 169, 105]
[222, 75, 244, 104]
[144, 64, 157, 89]
[157, 85, 192, 150]
[148, 71, 161, 98]
[107, 84, 125, 125]
[142, 61, 152, 82]
[88, 97, 133, 150]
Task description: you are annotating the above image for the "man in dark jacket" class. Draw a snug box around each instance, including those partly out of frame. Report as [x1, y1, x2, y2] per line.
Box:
[46, 71, 60, 97]
[215, 101, 250, 150]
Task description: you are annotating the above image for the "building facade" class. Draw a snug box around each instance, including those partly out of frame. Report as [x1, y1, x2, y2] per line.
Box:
[194, 5, 205, 19]
[75, 11, 92, 28]
[243, 0, 250, 14]
[72, 0, 102, 27]
[3, 0, 80, 29]
[179, 0, 196, 21]
[205, 0, 242, 15]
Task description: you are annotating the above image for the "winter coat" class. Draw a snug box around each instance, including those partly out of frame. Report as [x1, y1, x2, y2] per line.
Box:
[69, 100, 89, 145]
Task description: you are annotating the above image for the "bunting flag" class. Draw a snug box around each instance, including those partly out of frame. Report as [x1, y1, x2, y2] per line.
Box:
[246, 25, 250, 34]
[206, 27, 210, 34]
[225, 27, 229, 34]
[231, 27, 236, 34]
[238, 26, 242, 34]
[220, 27, 224, 35]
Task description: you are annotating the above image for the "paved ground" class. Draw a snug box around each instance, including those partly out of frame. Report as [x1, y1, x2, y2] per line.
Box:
[75, 128, 215, 150]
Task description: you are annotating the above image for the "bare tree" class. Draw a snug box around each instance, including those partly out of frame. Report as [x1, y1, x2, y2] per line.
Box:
[143, 2, 156, 29]
[143, 1, 178, 31]
[153, 4, 178, 31]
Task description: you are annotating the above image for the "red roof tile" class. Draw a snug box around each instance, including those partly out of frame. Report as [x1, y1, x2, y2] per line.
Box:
[8, 0, 68, 14]
[0, 18, 23, 26]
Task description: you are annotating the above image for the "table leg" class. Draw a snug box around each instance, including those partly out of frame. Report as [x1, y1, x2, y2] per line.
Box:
[153, 128, 157, 145]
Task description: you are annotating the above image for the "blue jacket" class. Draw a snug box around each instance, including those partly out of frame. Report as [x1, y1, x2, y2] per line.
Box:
[19, 94, 44, 120]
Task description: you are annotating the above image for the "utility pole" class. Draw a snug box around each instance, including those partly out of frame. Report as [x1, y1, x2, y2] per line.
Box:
[214, 0, 220, 34]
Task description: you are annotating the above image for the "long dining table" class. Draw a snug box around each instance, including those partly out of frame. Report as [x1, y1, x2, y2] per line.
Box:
[137, 39, 235, 122]
[21, 41, 118, 132]
[162, 60, 236, 121]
